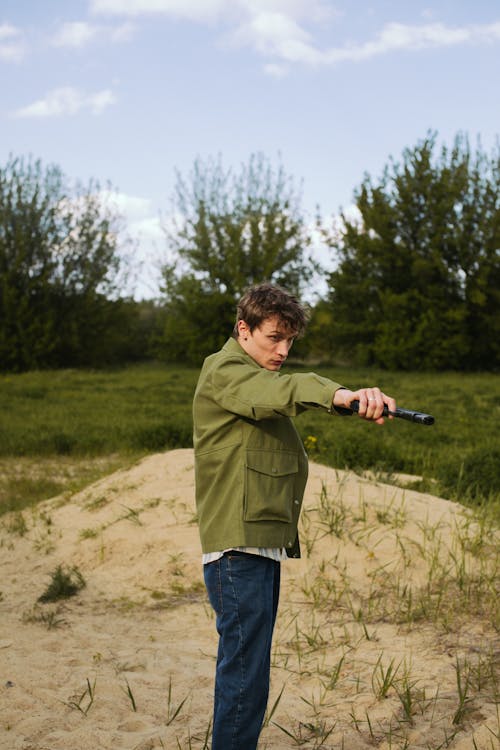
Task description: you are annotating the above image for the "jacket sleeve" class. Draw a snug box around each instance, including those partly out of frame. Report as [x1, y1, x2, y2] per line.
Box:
[211, 355, 343, 420]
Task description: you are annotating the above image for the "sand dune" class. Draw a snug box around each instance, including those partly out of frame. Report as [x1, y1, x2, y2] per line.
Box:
[0, 449, 498, 749]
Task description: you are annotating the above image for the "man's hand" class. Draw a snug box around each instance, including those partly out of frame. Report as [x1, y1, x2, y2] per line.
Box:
[333, 387, 396, 425]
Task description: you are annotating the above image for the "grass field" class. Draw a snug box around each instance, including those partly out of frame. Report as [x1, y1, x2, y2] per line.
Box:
[1, 363, 499, 519]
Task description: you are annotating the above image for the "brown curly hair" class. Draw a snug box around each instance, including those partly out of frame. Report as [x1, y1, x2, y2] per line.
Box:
[233, 283, 308, 338]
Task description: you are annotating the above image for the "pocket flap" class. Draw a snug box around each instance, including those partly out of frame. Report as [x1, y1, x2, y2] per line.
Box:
[246, 450, 298, 477]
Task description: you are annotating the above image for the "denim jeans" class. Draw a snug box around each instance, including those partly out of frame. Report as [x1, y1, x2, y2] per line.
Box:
[204, 551, 281, 750]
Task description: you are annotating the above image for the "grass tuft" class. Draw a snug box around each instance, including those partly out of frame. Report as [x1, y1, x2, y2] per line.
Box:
[37, 564, 86, 603]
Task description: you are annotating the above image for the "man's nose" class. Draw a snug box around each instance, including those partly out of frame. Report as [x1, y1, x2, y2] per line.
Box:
[276, 341, 289, 358]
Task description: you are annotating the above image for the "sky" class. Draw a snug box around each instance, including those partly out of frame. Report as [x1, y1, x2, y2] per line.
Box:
[1, 0, 499, 298]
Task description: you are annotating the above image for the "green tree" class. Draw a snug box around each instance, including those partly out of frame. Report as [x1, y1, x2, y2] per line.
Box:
[319, 133, 500, 370]
[0, 155, 130, 370]
[157, 153, 317, 364]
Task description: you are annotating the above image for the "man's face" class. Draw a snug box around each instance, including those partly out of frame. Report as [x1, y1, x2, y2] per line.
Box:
[237, 316, 297, 371]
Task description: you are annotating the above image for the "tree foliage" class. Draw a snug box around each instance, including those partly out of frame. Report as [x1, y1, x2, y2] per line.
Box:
[319, 133, 500, 370]
[0, 156, 132, 370]
[157, 153, 318, 364]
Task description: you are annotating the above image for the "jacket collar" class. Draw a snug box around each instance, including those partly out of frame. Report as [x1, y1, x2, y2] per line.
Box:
[222, 336, 260, 369]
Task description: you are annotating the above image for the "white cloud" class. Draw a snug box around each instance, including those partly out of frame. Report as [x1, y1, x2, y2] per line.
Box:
[240, 0, 332, 22]
[51, 21, 99, 48]
[0, 22, 25, 62]
[99, 189, 165, 298]
[51, 19, 136, 48]
[110, 22, 136, 41]
[0, 22, 19, 39]
[262, 61, 289, 78]
[89, 2, 500, 72]
[476, 20, 500, 41]
[325, 22, 472, 64]
[100, 190, 164, 249]
[243, 18, 500, 70]
[90, 0, 330, 26]
[12, 86, 117, 118]
[90, 0, 227, 22]
[231, 11, 321, 64]
[90, 89, 117, 113]
[101, 191, 156, 222]
[238, 18, 500, 68]
[345, 20, 500, 63]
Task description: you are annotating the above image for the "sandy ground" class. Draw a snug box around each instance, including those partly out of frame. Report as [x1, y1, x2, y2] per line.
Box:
[0, 449, 498, 750]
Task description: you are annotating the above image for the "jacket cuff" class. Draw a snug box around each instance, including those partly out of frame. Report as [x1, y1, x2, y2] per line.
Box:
[328, 387, 353, 416]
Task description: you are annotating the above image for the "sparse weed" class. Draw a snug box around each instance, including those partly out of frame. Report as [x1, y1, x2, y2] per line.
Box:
[320, 653, 346, 692]
[63, 677, 96, 716]
[79, 527, 99, 539]
[395, 666, 430, 725]
[468, 649, 499, 696]
[452, 656, 473, 725]
[119, 504, 142, 525]
[316, 480, 348, 538]
[23, 604, 67, 629]
[86, 494, 110, 511]
[371, 653, 400, 699]
[299, 508, 320, 557]
[263, 683, 286, 727]
[300, 556, 350, 613]
[375, 496, 408, 529]
[4, 511, 28, 536]
[175, 719, 212, 749]
[166, 675, 190, 726]
[112, 657, 145, 674]
[278, 474, 499, 746]
[272, 717, 336, 747]
[122, 678, 137, 712]
[37, 564, 86, 603]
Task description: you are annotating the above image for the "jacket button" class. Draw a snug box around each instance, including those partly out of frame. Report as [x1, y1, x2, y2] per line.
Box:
[272, 468, 277, 473]
[287, 541, 293, 547]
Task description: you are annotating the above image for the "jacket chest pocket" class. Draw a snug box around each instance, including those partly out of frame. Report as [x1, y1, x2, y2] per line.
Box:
[244, 450, 298, 523]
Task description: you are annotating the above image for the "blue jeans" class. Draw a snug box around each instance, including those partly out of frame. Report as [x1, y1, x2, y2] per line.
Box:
[204, 551, 281, 750]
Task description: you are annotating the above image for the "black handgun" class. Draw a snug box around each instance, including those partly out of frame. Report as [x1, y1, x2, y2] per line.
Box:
[349, 400, 435, 426]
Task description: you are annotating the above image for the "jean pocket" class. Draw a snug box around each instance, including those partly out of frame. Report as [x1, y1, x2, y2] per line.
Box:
[244, 450, 298, 523]
[204, 560, 223, 615]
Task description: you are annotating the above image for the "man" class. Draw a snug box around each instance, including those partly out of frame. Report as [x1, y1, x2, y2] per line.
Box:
[193, 283, 395, 749]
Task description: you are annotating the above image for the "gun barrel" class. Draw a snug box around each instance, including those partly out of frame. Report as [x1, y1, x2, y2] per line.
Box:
[349, 400, 434, 426]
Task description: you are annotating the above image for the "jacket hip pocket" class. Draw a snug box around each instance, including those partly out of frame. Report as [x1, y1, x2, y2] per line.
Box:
[244, 450, 298, 523]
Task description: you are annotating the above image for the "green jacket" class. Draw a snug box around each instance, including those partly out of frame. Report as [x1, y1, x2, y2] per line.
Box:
[193, 337, 344, 557]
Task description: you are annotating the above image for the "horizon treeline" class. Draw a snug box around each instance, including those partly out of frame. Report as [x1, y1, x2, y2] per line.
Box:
[1, 132, 499, 373]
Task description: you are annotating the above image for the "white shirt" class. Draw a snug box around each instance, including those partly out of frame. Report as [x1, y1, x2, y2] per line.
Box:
[202, 546, 287, 564]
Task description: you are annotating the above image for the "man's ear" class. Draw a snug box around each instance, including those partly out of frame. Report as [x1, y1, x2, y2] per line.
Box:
[237, 320, 250, 339]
